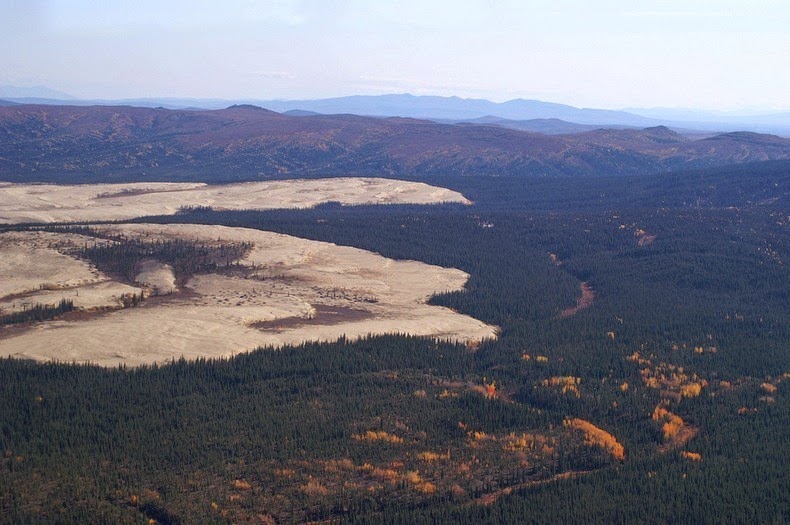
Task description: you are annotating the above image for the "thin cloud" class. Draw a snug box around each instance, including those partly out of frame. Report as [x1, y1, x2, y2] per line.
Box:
[250, 71, 296, 80]
[351, 76, 499, 100]
[623, 10, 734, 18]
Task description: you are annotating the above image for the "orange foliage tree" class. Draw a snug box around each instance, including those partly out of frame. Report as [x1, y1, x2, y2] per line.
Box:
[564, 418, 625, 461]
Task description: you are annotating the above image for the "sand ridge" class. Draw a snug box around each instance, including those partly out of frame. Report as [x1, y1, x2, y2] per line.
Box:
[0, 178, 470, 224]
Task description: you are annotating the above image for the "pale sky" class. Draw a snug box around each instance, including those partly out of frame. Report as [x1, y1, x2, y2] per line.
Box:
[1, 0, 788, 110]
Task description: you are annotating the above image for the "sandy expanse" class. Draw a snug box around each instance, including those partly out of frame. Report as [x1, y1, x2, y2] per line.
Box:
[0, 178, 469, 224]
[0, 224, 497, 366]
[0, 231, 109, 297]
[0, 281, 143, 314]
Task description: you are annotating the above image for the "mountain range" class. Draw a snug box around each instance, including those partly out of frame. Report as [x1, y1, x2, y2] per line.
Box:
[2, 103, 789, 183]
[1, 86, 788, 136]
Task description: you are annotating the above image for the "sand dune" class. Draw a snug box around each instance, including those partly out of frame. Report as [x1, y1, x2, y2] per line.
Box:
[0, 222, 497, 367]
[0, 178, 469, 224]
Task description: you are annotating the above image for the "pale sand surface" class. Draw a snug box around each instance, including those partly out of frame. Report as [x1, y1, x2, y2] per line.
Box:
[0, 224, 497, 366]
[0, 281, 143, 314]
[135, 260, 177, 295]
[0, 178, 469, 224]
[0, 231, 108, 297]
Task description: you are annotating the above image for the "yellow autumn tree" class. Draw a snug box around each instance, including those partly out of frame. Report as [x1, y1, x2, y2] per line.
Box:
[352, 430, 404, 444]
[564, 418, 625, 461]
[652, 406, 684, 441]
[680, 451, 702, 461]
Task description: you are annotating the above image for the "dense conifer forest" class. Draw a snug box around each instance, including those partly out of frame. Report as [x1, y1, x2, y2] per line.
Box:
[65, 229, 252, 285]
[1, 161, 788, 523]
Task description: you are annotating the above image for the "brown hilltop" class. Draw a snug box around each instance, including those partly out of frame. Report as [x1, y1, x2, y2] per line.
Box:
[1, 104, 789, 182]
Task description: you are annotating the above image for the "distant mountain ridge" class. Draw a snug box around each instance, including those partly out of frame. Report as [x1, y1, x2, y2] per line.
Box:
[0, 91, 655, 125]
[253, 94, 660, 127]
[0, 85, 76, 100]
[448, 116, 638, 135]
[2, 103, 789, 183]
[1, 87, 788, 135]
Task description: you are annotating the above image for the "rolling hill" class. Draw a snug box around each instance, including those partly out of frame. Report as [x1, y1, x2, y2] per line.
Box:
[1, 103, 789, 183]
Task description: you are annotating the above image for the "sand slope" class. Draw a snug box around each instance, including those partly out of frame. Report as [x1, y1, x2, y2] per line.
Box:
[0, 231, 109, 297]
[0, 224, 497, 366]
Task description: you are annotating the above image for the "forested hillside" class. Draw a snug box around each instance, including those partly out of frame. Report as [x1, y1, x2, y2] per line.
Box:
[2, 104, 790, 182]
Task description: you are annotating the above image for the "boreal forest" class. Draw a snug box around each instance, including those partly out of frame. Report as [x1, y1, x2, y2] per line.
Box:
[1, 128, 788, 522]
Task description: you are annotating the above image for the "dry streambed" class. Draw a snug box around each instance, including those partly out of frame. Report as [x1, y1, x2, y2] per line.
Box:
[0, 219, 497, 366]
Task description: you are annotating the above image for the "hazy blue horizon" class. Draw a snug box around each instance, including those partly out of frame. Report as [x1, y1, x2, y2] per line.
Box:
[2, 1, 788, 112]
